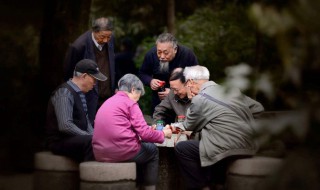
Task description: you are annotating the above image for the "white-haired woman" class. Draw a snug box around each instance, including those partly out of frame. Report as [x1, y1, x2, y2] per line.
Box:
[93, 74, 172, 190]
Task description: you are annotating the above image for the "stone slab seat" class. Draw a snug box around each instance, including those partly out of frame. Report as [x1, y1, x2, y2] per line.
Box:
[226, 156, 284, 190]
[79, 161, 136, 182]
[227, 156, 284, 176]
[34, 151, 79, 171]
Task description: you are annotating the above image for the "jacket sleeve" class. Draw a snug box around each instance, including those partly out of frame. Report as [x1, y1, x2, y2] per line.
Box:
[152, 93, 176, 124]
[63, 45, 83, 81]
[184, 96, 207, 132]
[244, 96, 265, 117]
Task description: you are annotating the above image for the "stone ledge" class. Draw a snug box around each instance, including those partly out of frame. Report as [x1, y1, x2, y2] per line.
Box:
[79, 161, 136, 182]
[34, 151, 79, 171]
[227, 156, 284, 176]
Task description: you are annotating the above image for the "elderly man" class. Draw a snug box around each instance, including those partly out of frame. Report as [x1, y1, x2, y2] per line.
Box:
[139, 33, 198, 114]
[46, 59, 107, 162]
[174, 65, 264, 189]
[64, 17, 116, 124]
[152, 68, 191, 125]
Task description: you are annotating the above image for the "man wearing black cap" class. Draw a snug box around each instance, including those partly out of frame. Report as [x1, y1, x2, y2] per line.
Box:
[45, 59, 107, 161]
[64, 17, 116, 124]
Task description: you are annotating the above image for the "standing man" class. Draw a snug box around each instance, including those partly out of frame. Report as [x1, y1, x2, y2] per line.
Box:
[46, 59, 107, 162]
[64, 17, 116, 124]
[152, 68, 191, 125]
[174, 65, 264, 189]
[139, 33, 198, 114]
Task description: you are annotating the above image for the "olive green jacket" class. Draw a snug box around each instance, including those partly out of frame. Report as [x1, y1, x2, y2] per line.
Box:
[184, 81, 264, 167]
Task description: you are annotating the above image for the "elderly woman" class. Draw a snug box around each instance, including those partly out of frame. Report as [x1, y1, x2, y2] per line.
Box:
[93, 74, 172, 190]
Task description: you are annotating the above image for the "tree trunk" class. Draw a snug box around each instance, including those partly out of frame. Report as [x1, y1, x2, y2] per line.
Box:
[167, 0, 175, 34]
[39, 0, 92, 98]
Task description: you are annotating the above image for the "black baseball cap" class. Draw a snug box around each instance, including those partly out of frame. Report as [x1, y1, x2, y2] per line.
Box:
[75, 59, 107, 81]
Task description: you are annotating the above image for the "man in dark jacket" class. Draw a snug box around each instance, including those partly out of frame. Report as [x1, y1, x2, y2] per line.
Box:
[64, 17, 116, 124]
[46, 59, 107, 161]
[152, 68, 191, 125]
[139, 33, 198, 114]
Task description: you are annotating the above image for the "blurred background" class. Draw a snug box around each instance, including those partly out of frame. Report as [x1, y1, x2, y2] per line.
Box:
[1, 1, 319, 186]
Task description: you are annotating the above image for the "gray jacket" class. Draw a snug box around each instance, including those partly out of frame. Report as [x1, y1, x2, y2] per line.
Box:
[153, 90, 191, 125]
[183, 81, 264, 167]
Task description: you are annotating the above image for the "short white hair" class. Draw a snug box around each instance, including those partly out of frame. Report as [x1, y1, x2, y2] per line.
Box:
[183, 65, 210, 80]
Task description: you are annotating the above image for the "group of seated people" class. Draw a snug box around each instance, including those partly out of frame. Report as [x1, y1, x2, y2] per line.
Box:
[45, 63, 264, 190]
[45, 17, 264, 190]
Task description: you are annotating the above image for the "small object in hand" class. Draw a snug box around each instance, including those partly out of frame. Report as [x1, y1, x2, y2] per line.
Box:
[158, 81, 166, 92]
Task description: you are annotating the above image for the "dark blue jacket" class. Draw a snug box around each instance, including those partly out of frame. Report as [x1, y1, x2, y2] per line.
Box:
[139, 44, 198, 113]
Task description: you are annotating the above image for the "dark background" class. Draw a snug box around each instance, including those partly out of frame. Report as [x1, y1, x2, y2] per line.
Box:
[1, 0, 319, 176]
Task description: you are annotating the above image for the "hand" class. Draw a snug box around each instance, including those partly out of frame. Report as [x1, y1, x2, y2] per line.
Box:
[162, 125, 172, 138]
[150, 79, 163, 91]
[158, 88, 170, 100]
[151, 124, 156, 130]
[181, 131, 192, 137]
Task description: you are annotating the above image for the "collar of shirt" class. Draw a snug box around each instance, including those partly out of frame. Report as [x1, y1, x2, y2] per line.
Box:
[67, 80, 82, 93]
[91, 32, 104, 51]
[174, 95, 190, 104]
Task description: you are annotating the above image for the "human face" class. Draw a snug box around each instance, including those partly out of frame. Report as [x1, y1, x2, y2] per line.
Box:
[156, 42, 177, 63]
[130, 88, 142, 102]
[93, 30, 112, 45]
[169, 79, 187, 99]
[186, 79, 200, 98]
[82, 73, 97, 93]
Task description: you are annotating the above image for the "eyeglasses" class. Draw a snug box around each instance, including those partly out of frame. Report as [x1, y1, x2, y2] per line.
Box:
[170, 87, 182, 93]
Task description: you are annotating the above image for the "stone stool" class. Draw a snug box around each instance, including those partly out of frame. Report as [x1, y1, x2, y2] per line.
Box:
[226, 156, 284, 190]
[79, 161, 136, 190]
[33, 151, 80, 190]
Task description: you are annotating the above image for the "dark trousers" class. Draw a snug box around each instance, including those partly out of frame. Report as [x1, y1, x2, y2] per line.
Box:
[49, 135, 95, 162]
[174, 140, 229, 189]
[128, 142, 159, 186]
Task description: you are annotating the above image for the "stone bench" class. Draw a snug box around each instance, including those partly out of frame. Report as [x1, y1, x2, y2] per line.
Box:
[33, 151, 80, 190]
[79, 161, 136, 190]
[225, 156, 284, 190]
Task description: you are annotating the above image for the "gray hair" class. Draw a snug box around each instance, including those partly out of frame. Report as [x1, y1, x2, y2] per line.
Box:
[118, 74, 145, 95]
[183, 65, 210, 80]
[92, 17, 113, 32]
[156, 33, 178, 49]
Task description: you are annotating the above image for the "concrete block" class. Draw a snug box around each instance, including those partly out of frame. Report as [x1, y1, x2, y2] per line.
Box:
[34, 151, 79, 171]
[80, 161, 136, 182]
[228, 156, 284, 176]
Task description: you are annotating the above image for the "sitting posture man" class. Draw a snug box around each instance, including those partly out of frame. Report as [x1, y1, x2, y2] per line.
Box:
[45, 59, 107, 162]
[152, 67, 191, 125]
[174, 65, 264, 189]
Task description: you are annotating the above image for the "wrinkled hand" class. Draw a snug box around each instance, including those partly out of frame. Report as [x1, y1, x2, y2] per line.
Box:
[150, 79, 163, 91]
[162, 125, 172, 138]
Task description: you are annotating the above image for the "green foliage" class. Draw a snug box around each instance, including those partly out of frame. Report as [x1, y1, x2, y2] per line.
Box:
[134, 36, 158, 115]
[176, 4, 256, 82]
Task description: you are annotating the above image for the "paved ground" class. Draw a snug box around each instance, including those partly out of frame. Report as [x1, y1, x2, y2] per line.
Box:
[0, 172, 33, 190]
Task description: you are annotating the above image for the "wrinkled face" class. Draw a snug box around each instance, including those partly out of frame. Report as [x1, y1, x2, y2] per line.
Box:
[93, 30, 112, 45]
[156, 42, 177, 63]
[169, 79, 187, 99]
[186, 79, 200, 98]
[82, 73, 97, 93]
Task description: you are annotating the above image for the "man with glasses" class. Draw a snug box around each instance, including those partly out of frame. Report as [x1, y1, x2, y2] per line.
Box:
[63, 17, 116, 124]
[46, 59, 107, 162]
[139, 33, 198, 114]
[152, 68, 191, 125]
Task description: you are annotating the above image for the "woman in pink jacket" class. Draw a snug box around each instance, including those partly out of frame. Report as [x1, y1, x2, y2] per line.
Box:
[93, 74, 172, 190]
